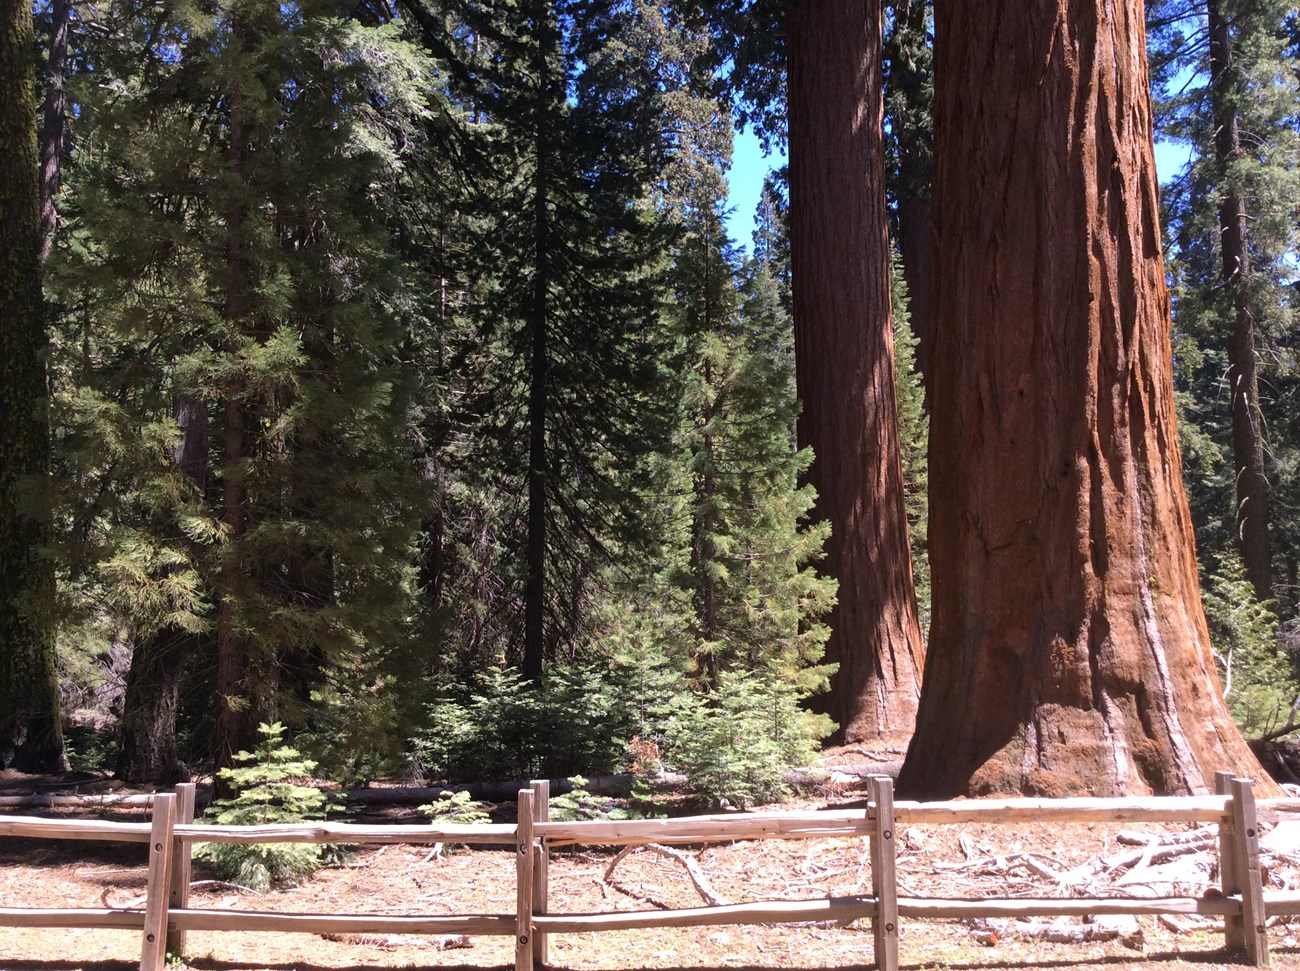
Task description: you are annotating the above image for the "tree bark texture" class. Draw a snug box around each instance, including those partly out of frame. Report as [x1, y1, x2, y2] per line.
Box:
[0, 0, 67, 772]
[1208, 0, 1271, 603]
[899, 0, 1271, 797]
[787, 0, 925, 745]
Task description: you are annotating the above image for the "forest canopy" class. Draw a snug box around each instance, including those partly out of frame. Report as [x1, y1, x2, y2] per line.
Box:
[0, 0, 1297, 801]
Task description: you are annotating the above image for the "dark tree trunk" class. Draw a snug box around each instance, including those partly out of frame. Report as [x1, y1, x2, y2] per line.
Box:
[0, 0, 67, 773]
[214, 59, 253, 773]
[786, 0, 925, 745]
[899, 0, 1272, 797]
[117, 398, 209, 783]
[523, 0, 556, 682]
[117, 626, 188, 783]
[695, 349, 719, 689]
[1208, 0, 1271, 603]
[38, 0, 69, 261]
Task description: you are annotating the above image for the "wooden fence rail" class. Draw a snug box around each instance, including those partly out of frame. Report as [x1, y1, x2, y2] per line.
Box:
[1, 775, 1293, 971]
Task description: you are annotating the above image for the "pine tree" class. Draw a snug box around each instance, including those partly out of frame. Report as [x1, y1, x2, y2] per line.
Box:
[883, 0, 934, 392]
[1151, 0, 1300, 616]
[52, 0, 432, 775]
[413, 0, 678, 680]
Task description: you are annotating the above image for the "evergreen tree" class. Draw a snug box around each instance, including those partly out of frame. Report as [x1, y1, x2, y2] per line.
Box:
[51, 0, 432, 776]
[883, 0, 934, 392]
[1151, 0, 1300, 618]
[0, 0, 67, 772]
[414, 0, 678, 679]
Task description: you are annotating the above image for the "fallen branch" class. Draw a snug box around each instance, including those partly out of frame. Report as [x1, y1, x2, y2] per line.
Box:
[188, 879, 263, 895]
[603, 843, 732, 907]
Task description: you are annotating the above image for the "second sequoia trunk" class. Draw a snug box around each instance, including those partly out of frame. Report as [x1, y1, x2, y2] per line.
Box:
[899, 0, 1271, 796]
[786, 0, 925, 744]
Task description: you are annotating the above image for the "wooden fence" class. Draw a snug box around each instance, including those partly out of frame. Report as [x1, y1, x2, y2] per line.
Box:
[1, 772, 1295, 971]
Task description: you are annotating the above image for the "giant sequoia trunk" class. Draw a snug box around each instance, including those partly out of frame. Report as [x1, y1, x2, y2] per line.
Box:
[0, 0, 67, 773]
[899, 0, 1271, 797]
[1208, 0, 1271, 603]
[786, 0, 925, 744]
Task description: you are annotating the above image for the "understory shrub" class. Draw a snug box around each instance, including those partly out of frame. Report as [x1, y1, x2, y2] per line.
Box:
[666, 670, 832, 808]
[196, 722, 331, 891]
[1205, 553, 1298, 739]
[413, 664, 645, 782]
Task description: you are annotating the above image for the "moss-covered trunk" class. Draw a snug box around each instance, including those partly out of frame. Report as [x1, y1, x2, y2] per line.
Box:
[0, 0, 66, 772]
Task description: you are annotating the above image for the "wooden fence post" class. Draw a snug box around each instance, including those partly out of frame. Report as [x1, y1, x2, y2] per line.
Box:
[1217, 771, 1244, 953]
[1229, 777, 1268, 967]
[166, 782, 196, 958]
[867, 776, 898, 971]
[516, 788, 536, 971]
[530, 779, 550, 966]
[140, 793, 176, 971]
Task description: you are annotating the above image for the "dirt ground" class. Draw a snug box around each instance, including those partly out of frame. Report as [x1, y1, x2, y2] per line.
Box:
[2, 748, 1299, 971]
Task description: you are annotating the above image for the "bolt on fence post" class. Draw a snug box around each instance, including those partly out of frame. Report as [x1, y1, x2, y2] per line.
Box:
[868, 776, 898, 971]
[1229, 777, 1268, 967]
[140, 792, 176, 971]
[530, 779, 550, 966]
[166, 782, 196, 959]
[516, 788, 536, 971]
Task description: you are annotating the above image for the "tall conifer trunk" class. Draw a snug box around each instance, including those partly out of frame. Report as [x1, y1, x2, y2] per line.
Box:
[39, 0, 69, 261]
[899, 0, 1271, 797]
[523, 0, 555, 682]
[1208, 0, 1271, 603]
[0, 0, 67, 772]
[786, 0, 924, 744]
[215, 51, 252, 771]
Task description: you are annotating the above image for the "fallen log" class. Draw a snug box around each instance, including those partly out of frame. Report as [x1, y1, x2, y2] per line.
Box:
[0, 768, 836, 811]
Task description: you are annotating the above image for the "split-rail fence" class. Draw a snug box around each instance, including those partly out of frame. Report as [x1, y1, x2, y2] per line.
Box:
[1, 773, 1295, 971]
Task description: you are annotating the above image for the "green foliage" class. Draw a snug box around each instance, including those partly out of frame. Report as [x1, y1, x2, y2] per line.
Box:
[421, 790, 492, 826]
[891, 247, 930, 632]
[195, 723, 329, 891]
[550, 776, 629, 822]
[1205, 554, 1297, 738]
[413, 664, 643, 782]
[47, 0, 435, 770]
[1151, 0, 1300, 619]
[668, 670, 832, 808]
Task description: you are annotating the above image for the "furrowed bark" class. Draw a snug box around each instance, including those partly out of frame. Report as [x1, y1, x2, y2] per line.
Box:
[900, 0, 1272, 797]
[787, 0, 924, 744]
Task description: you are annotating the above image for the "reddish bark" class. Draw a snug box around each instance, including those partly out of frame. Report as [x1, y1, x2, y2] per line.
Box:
[898, 0, 1273, 797]
[787, 0, 925, 745]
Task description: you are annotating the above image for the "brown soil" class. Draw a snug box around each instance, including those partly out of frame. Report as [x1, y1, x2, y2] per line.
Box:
[1, 750, 1297, 971]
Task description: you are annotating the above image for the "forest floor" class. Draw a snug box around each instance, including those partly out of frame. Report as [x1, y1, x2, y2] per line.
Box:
[2, 747, 1300, 971]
